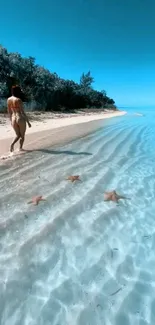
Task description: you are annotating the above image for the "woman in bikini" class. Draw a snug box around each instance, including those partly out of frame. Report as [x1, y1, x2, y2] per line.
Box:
[7, 86, 31, 152]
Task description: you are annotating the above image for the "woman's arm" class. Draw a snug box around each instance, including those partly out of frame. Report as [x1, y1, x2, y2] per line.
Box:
[19, 99, 31, 127]
[7, 99, 12, 121]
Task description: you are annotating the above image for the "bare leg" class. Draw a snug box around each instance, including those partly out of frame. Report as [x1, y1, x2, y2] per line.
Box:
[19, 120, 26, 151]
[10, 135, 21, 152]
[10, 118, 20, 152]
[19, 136, 25, 150]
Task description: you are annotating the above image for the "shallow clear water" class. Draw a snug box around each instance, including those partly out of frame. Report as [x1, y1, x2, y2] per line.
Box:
[1, 109, 155, 325]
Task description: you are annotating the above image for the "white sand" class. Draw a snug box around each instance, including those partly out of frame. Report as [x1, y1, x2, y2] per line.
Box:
[0, 110, 126, 158]
[0, 110, 126, 140]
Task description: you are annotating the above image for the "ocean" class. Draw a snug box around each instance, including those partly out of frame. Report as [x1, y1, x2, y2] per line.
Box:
[0, 109, 155, 325]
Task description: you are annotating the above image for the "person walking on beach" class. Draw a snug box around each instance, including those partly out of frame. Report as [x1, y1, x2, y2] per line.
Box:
[7, 86, 31, 152]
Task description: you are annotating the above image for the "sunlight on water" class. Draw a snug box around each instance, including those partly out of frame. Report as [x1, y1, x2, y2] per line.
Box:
[0, 109, 155, 325]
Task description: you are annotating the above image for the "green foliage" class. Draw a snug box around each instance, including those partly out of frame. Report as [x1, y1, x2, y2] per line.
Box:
[80, 71, 94, 91]
[0, 45, 116, 111]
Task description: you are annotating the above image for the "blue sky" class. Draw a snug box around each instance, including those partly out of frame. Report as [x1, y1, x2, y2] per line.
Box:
[0, 0, 155, 107]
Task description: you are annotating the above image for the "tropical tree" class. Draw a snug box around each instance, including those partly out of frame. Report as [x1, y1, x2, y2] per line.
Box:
[0, 45, 116, 112]
[80, 71, 94, 90]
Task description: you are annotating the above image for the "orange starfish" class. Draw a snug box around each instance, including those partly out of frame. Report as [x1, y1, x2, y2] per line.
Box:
[27, 196, 46, 205]
[66, 175, 81, 182]
[104, 190, 129, 203]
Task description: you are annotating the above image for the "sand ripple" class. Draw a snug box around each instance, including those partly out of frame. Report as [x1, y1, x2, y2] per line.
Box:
[0, 111, 155, 324]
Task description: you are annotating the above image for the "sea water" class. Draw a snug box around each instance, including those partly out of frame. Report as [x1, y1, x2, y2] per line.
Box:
[0, 109, 155, 325]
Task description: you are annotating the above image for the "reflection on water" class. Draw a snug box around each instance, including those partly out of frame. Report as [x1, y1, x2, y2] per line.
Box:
[0, 109, 155, 325]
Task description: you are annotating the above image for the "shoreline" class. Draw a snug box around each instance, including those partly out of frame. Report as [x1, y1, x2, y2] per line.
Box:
[0, 110, 126, 158]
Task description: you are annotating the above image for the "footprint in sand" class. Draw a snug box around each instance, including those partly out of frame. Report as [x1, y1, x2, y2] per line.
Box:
[1, 150, 27, 161]
[1, 152, 14, 160]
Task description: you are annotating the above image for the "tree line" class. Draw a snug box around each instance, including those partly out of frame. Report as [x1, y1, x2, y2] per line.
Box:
[0, 45, 116, 112]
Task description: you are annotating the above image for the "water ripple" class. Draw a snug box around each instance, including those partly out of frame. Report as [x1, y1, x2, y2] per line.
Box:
[1, 111, 155, 325]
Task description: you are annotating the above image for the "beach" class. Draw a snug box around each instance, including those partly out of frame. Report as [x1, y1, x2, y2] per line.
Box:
[0, 110, 126, 158]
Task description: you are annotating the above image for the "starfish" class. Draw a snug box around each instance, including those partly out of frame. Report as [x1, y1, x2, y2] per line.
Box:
[66, 175, 81, 182]
[104, 190, 129, 203]
[27, 196, 46, 206]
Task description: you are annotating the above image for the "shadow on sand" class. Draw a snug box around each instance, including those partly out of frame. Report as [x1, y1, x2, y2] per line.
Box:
[36, 148, 92, 156]
[0, 149, 92, 161]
